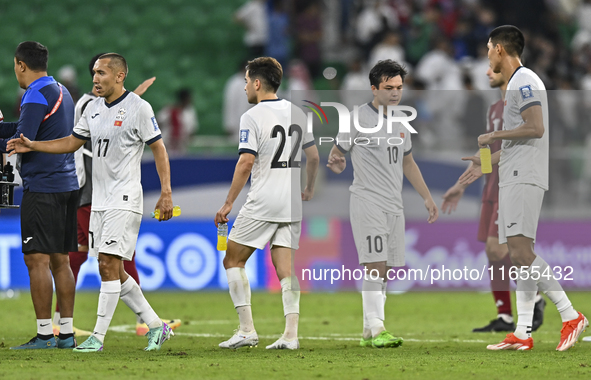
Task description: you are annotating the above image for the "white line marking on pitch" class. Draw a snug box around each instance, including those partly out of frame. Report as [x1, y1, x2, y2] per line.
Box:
[108, 324, 487, 343]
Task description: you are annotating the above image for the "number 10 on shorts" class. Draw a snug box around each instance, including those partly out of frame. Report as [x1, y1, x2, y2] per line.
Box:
[366, 235, 383, 253]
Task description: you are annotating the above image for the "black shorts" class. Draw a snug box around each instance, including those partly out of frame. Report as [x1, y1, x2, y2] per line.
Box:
[21, 190, 79, 254]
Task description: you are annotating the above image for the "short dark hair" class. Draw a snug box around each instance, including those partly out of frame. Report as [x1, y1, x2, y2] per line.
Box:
[98, 53, 128, 81]
[369, 60, 407, 88]
[489, 25, 524, 58]
[89, 52, 107, 79]
[246, 57, 283, 93]
[15, 41, 48, 72]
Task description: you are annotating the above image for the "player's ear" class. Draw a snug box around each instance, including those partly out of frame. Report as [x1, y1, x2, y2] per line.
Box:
[15, 59, 26, 72]
[495, 43, 503, 56]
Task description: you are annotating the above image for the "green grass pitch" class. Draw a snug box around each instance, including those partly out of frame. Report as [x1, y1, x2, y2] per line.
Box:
[1, 291, 590, 379]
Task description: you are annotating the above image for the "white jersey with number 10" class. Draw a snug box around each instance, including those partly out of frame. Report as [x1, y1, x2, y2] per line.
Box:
[237, 99, 315, 222]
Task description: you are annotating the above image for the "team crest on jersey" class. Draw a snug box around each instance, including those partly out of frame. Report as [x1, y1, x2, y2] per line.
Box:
[114, 108, 126, 126]
[519, 85, 533, 100]
[115, 108, 126, 121]
[400, 132, 405, 138]
[240, 129, 249, 143]
[151, 116, 159, 131]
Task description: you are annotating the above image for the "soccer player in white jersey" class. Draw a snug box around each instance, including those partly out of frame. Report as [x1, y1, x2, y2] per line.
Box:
[461, 26, 587, 351]
[327, 60, 438, 348]
[215, 57, 319, 350]
[8, 53, 175, 352]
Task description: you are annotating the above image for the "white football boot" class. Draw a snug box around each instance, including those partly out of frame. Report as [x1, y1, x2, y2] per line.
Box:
[265, 336, 300, 350]
[219, 330, 258, 349]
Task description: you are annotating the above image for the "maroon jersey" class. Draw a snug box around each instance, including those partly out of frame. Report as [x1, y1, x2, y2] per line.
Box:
[481, 99, 503, 203]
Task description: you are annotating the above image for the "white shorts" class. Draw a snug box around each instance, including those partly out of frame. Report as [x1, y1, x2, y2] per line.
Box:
[498, 183, 545, 244]
[229, 212, 301, 250]
[350, 194, 405, 267]
[89, 209, 142, 261]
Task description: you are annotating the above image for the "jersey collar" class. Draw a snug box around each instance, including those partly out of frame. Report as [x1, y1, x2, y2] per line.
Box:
[27, 76, 56, 91]
[259, 98, 282, 103]
[104, 90, 130, 108]
[368, 101, 387, 119]
[507, 66, 524, 86]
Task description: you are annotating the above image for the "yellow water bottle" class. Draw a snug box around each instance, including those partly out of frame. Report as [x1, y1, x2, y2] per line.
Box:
[151, 205, 182, 219]
[217, 223, 228, 251]
[480, 146, 492, 174]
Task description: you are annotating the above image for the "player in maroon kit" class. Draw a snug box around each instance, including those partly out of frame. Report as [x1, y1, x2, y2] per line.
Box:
[441, 67, 545, 332]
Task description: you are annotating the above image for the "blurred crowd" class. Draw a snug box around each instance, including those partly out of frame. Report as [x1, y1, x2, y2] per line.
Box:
[231, 0, 590, 143]
[228, 0, 591, 200]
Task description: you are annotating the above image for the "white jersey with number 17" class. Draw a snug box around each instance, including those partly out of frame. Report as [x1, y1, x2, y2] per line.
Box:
[237, 99, 315, 222]
[72, 91, 162, 214]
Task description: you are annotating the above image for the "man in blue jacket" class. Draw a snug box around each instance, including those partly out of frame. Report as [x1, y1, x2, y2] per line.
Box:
[0, 41, 79, 349]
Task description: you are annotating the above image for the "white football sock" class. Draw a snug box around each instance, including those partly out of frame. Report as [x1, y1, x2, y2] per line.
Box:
[281, 276, 300, 340]
[362, 277, 385, 337]
[362, 310, 371, 340]
[514, 285, 535, 339]
[37, 319, 53, 336]
[92, 280, 121, 343]
[227, 267, 254, 333]
[59, 317, 73, 335]
[120, 277, 161, 329]
[52, 311, 60, 327]
[530, 256, 579, 322]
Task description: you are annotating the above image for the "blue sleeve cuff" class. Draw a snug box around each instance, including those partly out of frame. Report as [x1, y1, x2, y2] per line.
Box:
[146, 135, 162, 145]
[520, 101, 542, 113]
[239, 148, 258, 156]
[335, 142, 347, 154]
[303, 140, 316, 149]
[72, 131, 91, 141]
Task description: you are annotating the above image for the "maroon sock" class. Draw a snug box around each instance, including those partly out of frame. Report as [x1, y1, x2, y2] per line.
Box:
[68, 251, 89, 284]
[124, 251, 140, 286]
[490, 254, 513, 316]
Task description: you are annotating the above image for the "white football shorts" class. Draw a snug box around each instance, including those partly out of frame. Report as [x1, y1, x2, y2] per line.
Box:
[89, 209, 142, 261]
[229, 212, 301, 250]
[498, 183, 545, 244]
[350, 194, 405, 267]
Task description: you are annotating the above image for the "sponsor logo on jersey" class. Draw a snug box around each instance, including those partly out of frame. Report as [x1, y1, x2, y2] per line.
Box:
[114, 120, 122, 127]
[240, 129, 249, 143]
[23, 237, 33, 244]
[151, 116, 159, 131]
[519, 85, 533, 100]
[91, 113, 99, 119]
